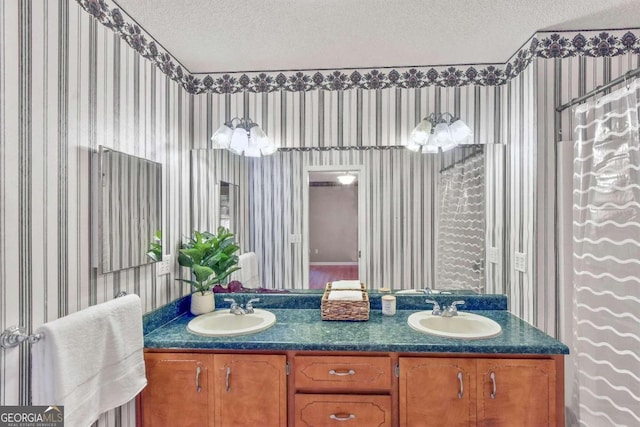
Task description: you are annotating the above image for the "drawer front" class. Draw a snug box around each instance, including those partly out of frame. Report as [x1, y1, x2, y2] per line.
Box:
[295, 394, 392, 427]
[294, 356, 392, 391]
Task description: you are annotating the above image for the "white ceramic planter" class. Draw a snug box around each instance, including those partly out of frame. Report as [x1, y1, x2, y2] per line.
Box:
[190, 291, 215, 315]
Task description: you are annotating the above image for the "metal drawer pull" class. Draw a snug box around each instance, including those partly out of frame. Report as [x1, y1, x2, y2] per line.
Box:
[328, 369, 356, 376]
[329, 413, 356, 421]
[225, 366, 232, 393]
[490, 371, 496, 399]
[195, 366, 202, 393]
[457, 371, 463, 399]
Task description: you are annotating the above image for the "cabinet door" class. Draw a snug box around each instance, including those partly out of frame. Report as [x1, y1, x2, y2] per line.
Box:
[213, 354, 287, 427]
[295, 394, 392, 427]
[399, 358, 476, 427]
[140, 353, 210, 427]
[476, 359, 556, 427]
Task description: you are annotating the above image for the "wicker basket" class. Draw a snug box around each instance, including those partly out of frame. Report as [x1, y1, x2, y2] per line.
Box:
[321, 283, 370, 321]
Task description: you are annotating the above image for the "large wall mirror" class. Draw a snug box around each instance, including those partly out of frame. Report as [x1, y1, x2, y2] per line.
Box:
[94, 146, 162, 273]
[191, 144, 506, 294]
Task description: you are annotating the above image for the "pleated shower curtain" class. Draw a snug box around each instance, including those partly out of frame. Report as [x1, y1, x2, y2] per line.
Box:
[570, 79, 640, 426]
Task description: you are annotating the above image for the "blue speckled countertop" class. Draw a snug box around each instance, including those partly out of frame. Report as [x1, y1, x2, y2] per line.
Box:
[143, 293, 569, 355]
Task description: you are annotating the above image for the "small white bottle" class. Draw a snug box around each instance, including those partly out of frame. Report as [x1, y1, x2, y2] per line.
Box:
[381, 295, 396, 316]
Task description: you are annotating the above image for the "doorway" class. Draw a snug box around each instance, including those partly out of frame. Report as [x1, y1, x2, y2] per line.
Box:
[303, 166, 363, 289]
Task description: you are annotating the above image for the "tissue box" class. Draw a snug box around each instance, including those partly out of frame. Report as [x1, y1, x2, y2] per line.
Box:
[321, 282, 369, 321]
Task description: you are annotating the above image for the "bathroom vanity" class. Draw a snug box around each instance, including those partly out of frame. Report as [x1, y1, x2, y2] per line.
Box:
[138, 294, 568, 427]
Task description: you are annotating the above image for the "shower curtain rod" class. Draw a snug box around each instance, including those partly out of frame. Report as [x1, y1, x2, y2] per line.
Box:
[556, 67, 640, 112]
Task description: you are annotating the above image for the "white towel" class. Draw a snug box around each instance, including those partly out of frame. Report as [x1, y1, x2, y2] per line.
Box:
[230, 252, 260, 288]
[32, 294, 147, 427]
[328, 290, 363, 301]
[330, 280, 362, 290]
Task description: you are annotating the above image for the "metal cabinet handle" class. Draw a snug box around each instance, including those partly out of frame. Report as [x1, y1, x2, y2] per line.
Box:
[225, 366, 231, 393]
[328, 369, 355, 376]
[457, 371, 463, 399]
[329, 413, 356, 421]
[490, 371, 496, 399]
[195, 366, 202, 393]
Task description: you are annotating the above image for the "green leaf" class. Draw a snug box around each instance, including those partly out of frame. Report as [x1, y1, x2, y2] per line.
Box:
[177, 250, 194, 267]
[192, 264, 214, 283]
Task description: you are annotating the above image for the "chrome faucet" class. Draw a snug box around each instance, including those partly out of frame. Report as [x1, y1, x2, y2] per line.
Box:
[244, 298, 260, 314]
[224, 297, 260, 315]
[424, 299, 465, 317]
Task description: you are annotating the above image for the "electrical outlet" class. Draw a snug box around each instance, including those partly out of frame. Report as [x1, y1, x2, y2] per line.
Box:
[487, 247, 500, 264]
[514, 251, 527, 272]
[157, 255, 171, 276]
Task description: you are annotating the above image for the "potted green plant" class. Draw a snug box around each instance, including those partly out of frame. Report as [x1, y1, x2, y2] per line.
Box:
[176, 227, 241, 315]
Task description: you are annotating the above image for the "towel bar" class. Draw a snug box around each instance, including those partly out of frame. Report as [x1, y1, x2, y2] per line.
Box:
[1, 325, 43, 349]
[1, 291, 128, 349]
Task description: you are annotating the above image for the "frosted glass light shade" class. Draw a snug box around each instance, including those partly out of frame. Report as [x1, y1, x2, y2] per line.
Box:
[250, 126, 270, 149]
[433, 123, 452, 145]
[211, 124, 233, 148]
[244, 144, 262, 157]
[229, 128, 249, 154]
[409, 119, 432, 146]
[260, 144, 278, 156]
[449, 120, 473, 143]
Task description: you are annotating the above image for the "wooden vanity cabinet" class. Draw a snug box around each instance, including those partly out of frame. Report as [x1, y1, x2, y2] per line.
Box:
[138, 352, 287, 427]
[139, 352, 562, 427]
[399, 357, 559, 427]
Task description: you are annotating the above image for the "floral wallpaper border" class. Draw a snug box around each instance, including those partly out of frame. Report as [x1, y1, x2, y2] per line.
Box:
[79, 0, 640, 94]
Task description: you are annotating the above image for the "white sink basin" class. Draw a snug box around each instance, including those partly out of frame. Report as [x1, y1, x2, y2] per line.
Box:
[187, 309, 276, 337]
[407, 311, 502, 339]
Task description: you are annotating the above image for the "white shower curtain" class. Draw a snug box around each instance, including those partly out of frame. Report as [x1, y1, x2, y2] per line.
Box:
[570, 79, 640, 426]
[436, 151, 485, 293]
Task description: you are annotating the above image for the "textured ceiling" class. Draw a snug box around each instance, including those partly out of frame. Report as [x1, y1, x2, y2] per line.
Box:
[114, 0, 640, 73]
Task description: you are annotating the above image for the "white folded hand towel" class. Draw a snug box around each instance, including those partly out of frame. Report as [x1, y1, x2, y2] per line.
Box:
[328, 290, 363, 301]
[32, 294, 147, 427]
[330, 280, 362, 290]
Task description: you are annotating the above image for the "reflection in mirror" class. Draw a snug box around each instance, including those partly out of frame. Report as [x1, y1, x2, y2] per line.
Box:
[191, 145, 505, 294]
[220, 181, 239, 233]
[306, 169, 362, 289]
[96, 146, 162, 273]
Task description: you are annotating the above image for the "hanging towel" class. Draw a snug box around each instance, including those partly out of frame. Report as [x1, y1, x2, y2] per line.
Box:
[230, 252, 260, 288]
[330, 280, 362, 290]
[328, 290, 363, 301]
[32, 294, 147, 427]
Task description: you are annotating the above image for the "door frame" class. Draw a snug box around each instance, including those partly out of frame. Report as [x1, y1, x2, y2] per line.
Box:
[303, 164, 366, 289]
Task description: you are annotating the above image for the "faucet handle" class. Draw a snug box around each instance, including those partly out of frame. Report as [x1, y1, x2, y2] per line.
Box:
[445, 300, 466, 316]
[424, 299, 441, 315]
[223, 298, 239, 309]
[245, 298, 260, 313]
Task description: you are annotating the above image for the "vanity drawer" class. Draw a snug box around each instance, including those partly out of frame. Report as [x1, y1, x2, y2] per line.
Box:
[294, 356, 392, 391]
[295, 394, 392, 427]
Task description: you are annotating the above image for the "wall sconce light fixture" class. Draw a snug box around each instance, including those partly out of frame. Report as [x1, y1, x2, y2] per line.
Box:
[211, 117, 277, 157]
[405, 113, 473, 153]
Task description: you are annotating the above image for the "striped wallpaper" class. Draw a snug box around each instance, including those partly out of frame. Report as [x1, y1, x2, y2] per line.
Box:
[0, 1, 192, 426]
